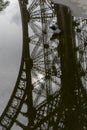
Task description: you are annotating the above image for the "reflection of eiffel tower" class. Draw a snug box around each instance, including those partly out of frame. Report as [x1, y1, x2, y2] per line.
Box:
[0, 0, 87, 130]
[54, 5, 87, 130]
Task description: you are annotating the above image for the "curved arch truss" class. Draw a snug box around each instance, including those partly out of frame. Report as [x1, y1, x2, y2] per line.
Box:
[0, 0, 87, 130]
[0, 0, 61, 129]
[74, 18, 87, 86]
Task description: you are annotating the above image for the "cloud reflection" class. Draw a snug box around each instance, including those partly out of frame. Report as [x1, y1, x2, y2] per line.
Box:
[0, 0, 22, 115]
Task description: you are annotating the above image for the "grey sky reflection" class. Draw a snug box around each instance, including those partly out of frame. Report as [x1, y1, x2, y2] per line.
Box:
[0, 0, 22, 115]
[53, 0, 87, 18]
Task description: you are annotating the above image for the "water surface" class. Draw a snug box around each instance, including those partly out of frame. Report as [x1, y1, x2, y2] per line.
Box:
[0, 0, 22, 115]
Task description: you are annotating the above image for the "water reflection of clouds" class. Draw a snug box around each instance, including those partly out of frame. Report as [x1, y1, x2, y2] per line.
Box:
[0, 0, 21, 25]
[5, 0, 21, 25]
[0, 0, 22, 115]
[11, 11, 21, 25]
[53, 0, 87, 18]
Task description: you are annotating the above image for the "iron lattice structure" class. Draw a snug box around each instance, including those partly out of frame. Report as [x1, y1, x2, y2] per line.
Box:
[0, 0, 87, 130]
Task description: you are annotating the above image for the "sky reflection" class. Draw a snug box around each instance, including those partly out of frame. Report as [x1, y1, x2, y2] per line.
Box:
[0, 0, 22, 115]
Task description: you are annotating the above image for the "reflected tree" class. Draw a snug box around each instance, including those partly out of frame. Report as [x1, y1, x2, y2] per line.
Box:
[0, 0, 9, 11]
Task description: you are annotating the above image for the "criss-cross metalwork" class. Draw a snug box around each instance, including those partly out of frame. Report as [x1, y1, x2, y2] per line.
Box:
[0, 0, 87, 130]
[0, 0, 61, 129]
